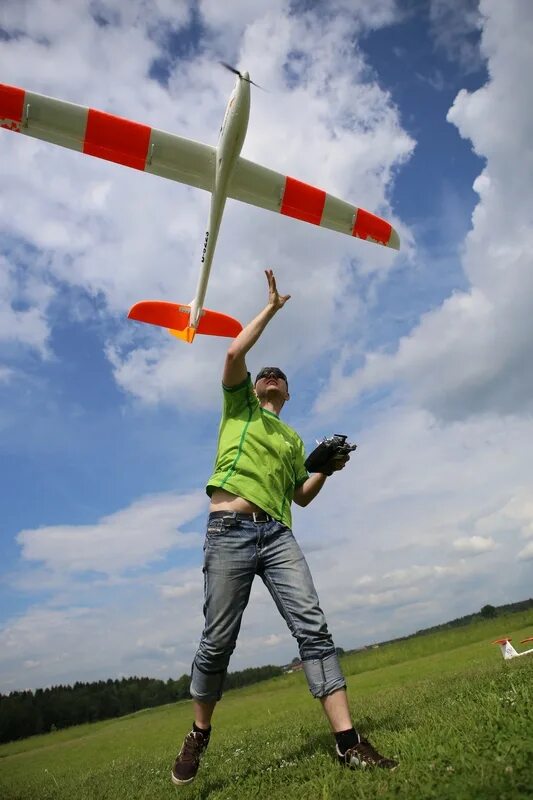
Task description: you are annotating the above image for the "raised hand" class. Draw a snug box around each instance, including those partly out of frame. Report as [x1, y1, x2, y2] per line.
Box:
[265, 269, 291, 311]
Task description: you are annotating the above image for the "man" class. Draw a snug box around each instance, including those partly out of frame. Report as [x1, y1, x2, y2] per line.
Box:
[172, 270, 397, 785]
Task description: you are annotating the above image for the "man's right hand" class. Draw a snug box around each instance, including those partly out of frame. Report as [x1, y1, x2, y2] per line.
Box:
[223, 269, 290, 388]
[266, 269, 290, 312]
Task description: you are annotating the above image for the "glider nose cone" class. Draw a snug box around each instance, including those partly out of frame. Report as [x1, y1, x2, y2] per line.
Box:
[388, 226, 400, 250]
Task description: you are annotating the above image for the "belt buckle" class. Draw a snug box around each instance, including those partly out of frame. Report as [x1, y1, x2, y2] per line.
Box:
[253, 511, 267, 523]
[222, 512, 237, 526]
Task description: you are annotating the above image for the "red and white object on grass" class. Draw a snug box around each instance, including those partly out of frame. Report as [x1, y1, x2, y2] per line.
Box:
[0, 71, 400, 343]
[492, 636, 533, 660]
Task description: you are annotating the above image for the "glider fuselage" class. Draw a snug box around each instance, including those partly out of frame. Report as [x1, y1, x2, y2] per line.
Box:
[189, 73, 250, 329]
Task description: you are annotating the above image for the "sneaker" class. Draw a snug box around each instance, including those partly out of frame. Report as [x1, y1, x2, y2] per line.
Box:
[337, 736, 398, 770]
[171, 730, 209, 785]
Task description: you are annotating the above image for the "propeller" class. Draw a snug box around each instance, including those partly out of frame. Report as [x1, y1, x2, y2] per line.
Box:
[219, 62, 264, 90]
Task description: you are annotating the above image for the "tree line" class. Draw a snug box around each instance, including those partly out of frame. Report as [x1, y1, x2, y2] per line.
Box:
[412, 597, 533, 637]
[0, 665, 283, 744]
[369, 598, 533, 649]
[3, 598, 532, 745]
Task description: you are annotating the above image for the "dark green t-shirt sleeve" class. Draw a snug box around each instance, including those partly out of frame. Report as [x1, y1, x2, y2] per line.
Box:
[294, 436, 309, 488]
[222, 373, 259, 417]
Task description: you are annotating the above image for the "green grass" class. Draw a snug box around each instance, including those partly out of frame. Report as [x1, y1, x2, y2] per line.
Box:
[1, 612, 533, 799]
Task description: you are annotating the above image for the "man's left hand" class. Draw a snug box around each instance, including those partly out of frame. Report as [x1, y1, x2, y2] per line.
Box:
[320, 454, 350, 476]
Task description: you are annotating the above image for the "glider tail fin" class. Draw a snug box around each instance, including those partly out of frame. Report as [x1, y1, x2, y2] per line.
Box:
[128, 300, 242, 343]
[170, 326, 197, 344]
[493, 638, 518, 660]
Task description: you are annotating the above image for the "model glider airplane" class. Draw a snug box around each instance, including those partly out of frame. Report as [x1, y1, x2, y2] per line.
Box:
[0, 68, 399, 343]
[492, 636, 533, 660]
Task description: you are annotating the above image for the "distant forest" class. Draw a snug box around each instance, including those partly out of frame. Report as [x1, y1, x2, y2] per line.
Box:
[1, 598, 532, 745]
[0, 665, 282, 745]
[372, 596, 533, 649]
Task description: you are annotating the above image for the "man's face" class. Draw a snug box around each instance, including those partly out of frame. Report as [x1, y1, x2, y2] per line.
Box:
[254, 367, 289, 402]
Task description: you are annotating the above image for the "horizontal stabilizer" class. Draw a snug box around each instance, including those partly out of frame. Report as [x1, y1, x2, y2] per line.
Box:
[128, 301, 242, 341]
[128, 301, 191, 331]
[520, 636, 533, 644]
[196, 308, 243, 337]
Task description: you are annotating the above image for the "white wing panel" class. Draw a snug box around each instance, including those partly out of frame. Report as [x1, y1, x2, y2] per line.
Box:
[23, 91, 87, 151]
[146, 129, 215, 192]
[227, 156, 284, 212]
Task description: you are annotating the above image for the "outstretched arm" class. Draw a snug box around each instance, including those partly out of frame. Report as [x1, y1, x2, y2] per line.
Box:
[223, 269, 290, 387]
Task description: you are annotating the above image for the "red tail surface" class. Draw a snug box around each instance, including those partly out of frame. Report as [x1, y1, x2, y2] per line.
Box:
[128, 301, 242, 340]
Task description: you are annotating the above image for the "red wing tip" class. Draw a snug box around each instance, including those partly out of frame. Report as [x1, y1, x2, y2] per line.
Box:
[492, 638, 511, 644]
[127, 301, 145, 319]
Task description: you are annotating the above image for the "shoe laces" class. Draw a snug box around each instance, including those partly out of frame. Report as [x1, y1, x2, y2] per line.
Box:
[180, 731, 207, 764]
[345, 738, 391, 767]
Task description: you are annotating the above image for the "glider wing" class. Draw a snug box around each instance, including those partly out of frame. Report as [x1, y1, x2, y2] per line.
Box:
[0, 82, 215, 191]
[1, 82, 399, 249]
[228, 158, 399, 249]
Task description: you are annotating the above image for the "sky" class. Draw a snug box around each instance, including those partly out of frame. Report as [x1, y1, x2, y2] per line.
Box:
[1, 0, 532, 693]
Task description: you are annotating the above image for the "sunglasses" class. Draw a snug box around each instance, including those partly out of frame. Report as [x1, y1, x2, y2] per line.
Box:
[255, 367, 288, 385]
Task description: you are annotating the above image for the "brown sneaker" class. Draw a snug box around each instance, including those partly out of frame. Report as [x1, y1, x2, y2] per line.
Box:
[337, 736, 398, 770]
[171, 730, 209, 785]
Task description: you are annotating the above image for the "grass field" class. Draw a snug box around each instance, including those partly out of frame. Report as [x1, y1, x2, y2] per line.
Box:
[1, 611, 532, 799]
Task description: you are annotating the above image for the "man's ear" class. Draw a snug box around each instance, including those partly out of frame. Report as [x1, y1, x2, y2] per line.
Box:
[285, 391, 290, 401]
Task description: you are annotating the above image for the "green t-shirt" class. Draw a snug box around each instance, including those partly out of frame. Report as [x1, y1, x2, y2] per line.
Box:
[206, 374, 309, 528]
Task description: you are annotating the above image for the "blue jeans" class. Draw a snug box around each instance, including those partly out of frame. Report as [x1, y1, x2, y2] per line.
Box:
[190, 513, 346, 702]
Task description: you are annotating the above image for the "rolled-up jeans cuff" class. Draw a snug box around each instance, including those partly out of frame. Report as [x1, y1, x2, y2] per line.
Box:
[302, 652, 346, 698]
[190, 660, 226, 702]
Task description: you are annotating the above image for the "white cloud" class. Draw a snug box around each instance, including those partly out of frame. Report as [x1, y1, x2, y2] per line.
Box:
[315, 0, 533, 422]
[0, 600, 201, 690]
[4, 402, 533, 690]
[3, 0, 533, 694]
[262, 634, 284, 647]
[17, 490, 206, 574]
[518, 542, 533, 562]
[475, 491, 533, 541]
[159, 581, 198, 599]
[198, 0, 398, 55]
[428, 0, 483, 72]
[0, 255, 52, 355]
[0, 0, 412, 408]
[452, 535, 497, 555]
